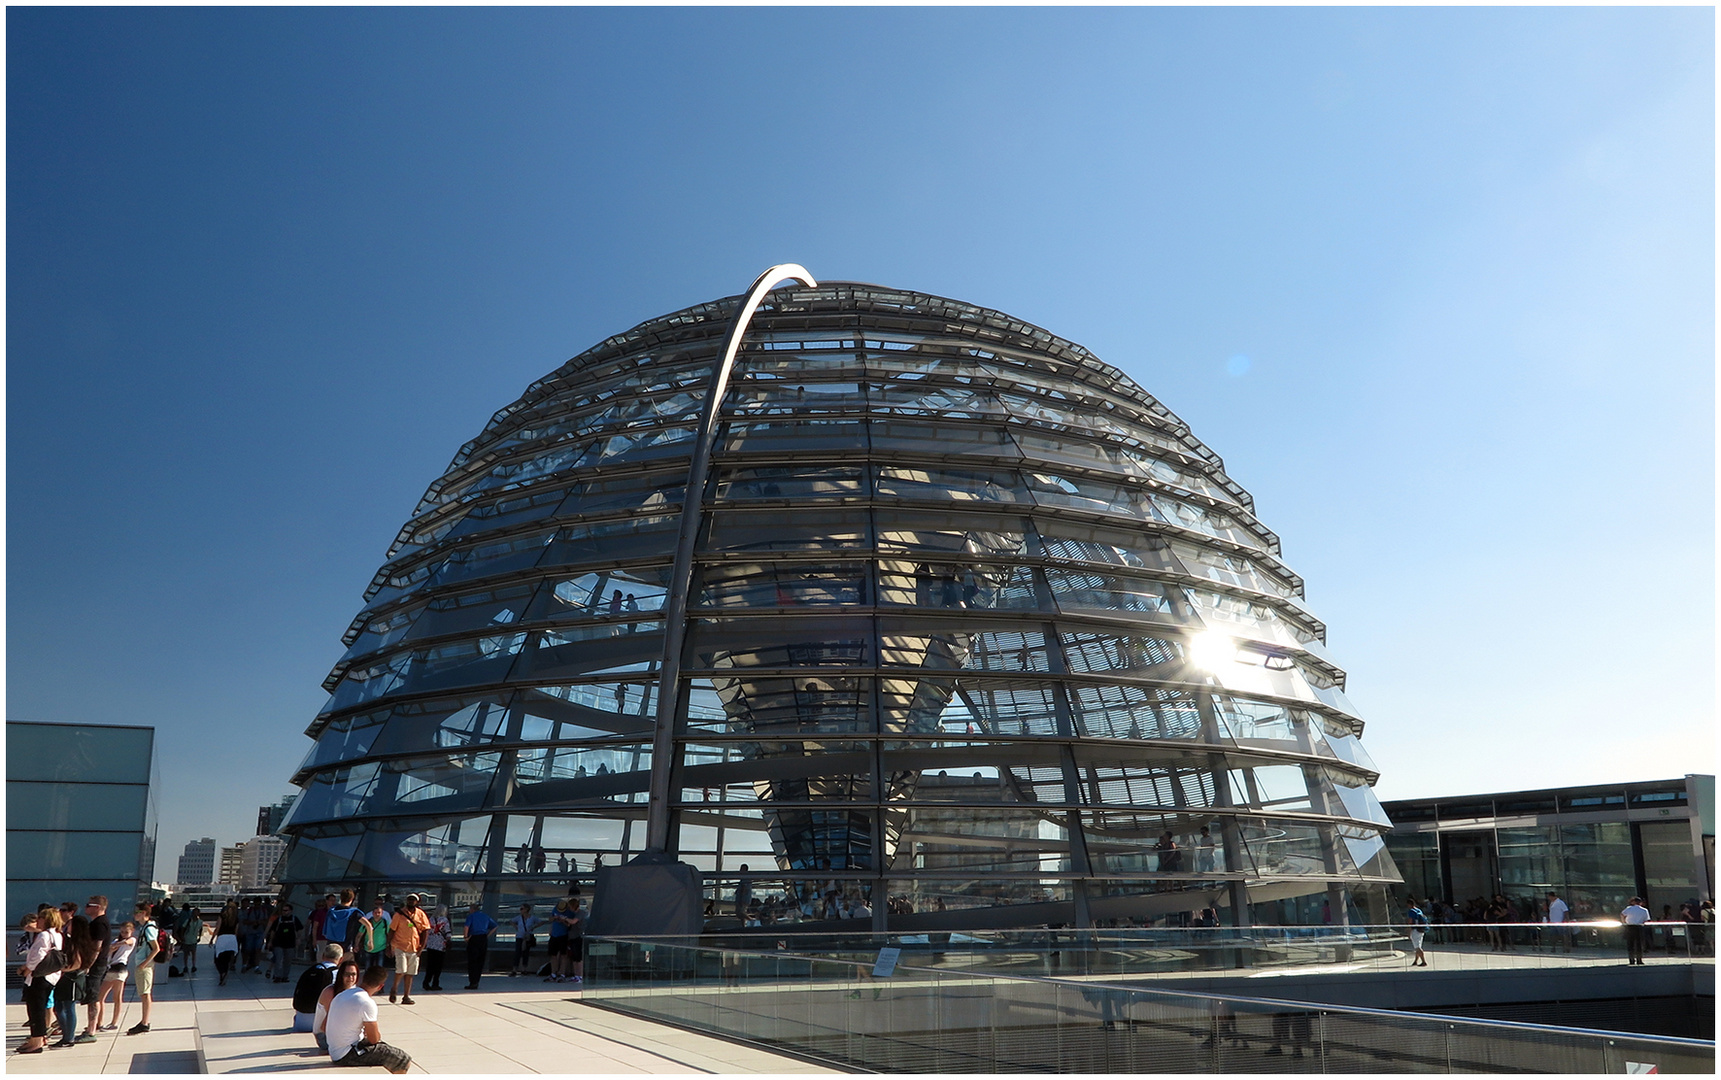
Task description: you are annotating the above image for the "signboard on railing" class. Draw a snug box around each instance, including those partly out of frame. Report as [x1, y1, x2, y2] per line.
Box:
[872, 947, 901, 977]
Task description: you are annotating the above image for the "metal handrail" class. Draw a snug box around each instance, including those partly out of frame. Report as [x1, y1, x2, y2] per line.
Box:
[579, 934, 1715, 1049]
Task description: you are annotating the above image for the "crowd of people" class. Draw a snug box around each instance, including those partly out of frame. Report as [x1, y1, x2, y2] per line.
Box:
[1401, 891, 1716, 965]
[13, 895, 161, 1054]
[15, 884, 590, 1067]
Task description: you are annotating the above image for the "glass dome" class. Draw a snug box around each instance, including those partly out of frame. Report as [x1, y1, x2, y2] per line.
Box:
[278, 276, 1398, 929]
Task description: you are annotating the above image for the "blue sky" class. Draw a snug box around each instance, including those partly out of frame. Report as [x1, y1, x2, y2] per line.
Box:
[8, 7, 1713, 880]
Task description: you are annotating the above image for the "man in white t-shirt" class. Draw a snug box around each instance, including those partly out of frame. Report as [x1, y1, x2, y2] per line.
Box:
[1544, 891, 1572, 953]
[325, 966, 412, 1072]
[1621, 897, 1652, 966]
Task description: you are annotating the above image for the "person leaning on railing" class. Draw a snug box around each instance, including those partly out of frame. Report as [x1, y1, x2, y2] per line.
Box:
[1621, 897, 1651, 965]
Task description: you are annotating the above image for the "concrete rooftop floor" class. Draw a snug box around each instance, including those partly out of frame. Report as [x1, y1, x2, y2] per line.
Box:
[5, 962, 838, 1075]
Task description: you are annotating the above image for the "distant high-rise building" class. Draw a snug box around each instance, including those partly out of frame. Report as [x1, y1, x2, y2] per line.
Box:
[241, 835, 289, 890]
[177, 837, 216, 888]
[218, 846, 244, 891]
[256, 794, 298, 838]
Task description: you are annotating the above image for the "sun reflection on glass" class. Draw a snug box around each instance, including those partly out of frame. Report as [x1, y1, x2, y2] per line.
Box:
[1187, 631, 1237, 672]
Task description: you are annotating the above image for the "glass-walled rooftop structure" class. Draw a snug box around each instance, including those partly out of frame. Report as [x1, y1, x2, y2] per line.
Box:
[1383, 775, 1713, 920]
[279, 278, 1396, 928]
[7, 720, 158, 917]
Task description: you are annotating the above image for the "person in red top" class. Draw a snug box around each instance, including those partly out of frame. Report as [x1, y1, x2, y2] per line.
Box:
[307, 896, 330, 960]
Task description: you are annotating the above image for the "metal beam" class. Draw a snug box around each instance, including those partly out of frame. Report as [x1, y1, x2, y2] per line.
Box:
[644, 264, 818, 854]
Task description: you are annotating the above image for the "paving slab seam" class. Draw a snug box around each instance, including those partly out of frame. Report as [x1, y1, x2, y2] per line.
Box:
[495, 998, 734, 1073]
[570, 999, 861, 1074]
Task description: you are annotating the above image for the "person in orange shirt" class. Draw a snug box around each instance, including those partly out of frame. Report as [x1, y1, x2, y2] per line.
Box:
[384, 894, 431, 1005]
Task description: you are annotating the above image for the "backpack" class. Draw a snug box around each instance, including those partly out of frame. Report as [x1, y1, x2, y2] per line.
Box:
[293, 964, 335, 1014]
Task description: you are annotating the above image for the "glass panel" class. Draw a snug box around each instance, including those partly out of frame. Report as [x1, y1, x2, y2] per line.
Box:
[345, 815, 496, 878]
[701, 675, 872, 737]
[714, 465, 864, 501]
[1560, 822, 1636, 915]
[1237, 765, 1316, 814]
[1170, 540, 1293, 598]
[6, 781, 149, 833]
[402, 581, 542, 642]
[693, 617, 872, 671]
[1327, 770, 1392, 828]
[1068, 684, 1201, 740]
[1034, 520, 1182, 575]
[699, 563, 867, 609]
[874, 510, 1028, 558]
[1046, 567, 1180, 617]
[370, 696, 512, 757]
[1385, 831, 1442, 901]
[960, 681, 1063, 737]
[538, 514, 680, 567]
[1236, 817, 1345, 877]
[516, 683, 657, 740]
[869, 419, 1020, 459]
[442, 484, 572, 542]
[1639, 820, 1699, 916]
[301, 705, 385, 767]
[7, 830, 143, 879]
[531, 568, 670, 622]
[280, 826, 364, 881]
[425, 528, 559, 590]
[1060, 629, 1182, 675]
[876, 560, 1038, 609]
[877, 625, 1051, 674]
[874, 465, 1028, 504]
[6, 725, 153, 784]
[706, 509, 871, 552]
[1210, 696, 1296, 745]
[1498, 825, 1562, 897]
[1023, 470, 1154, 518]
[558, 470, 687, 516]
[510, 744, 652, 805]
[723, 419, 867, 453]
[512, 624, 662, 682]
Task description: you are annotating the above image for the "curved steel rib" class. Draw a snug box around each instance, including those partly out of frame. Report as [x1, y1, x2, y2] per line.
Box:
[643, 264, 818, 854]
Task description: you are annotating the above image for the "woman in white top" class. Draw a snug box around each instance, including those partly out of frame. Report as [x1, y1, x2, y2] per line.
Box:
[18, 909, 64, 1054]
[93, 922, 137, 1031]
[313, 959, 360, 1052]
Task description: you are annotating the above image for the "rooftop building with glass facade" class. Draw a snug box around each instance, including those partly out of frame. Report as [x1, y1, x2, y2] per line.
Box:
[278, 271, 1396, 929]
[7, 720, 158, 917]
[1382, 774, 1714, 920]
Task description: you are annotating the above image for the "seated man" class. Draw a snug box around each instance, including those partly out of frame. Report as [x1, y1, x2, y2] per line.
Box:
[326, 965, 412, 1073]
[292, 943, 345, 1033]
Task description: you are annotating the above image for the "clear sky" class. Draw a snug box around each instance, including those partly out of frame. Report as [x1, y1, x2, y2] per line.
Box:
[8, 7, 1713, 881]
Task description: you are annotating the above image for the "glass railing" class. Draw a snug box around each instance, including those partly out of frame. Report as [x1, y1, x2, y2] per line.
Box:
[578, 937, 1713, 1073]
[582, 921, 1709, 983]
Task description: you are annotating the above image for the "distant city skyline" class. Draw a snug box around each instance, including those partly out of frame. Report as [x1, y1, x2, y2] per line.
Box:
[7, 7, 1711, 882]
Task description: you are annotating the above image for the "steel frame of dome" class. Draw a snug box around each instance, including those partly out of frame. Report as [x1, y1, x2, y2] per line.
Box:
[278, 267, 1400, 930]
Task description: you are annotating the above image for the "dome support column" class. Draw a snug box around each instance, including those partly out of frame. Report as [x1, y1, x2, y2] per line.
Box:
[643, 264, 818, 857]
